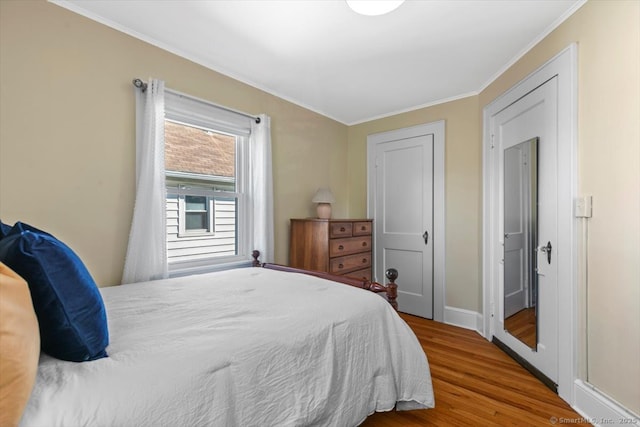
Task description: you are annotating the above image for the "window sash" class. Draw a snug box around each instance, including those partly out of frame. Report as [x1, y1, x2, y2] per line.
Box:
[164, 94, 252, 275]
[185, 195, 207, 212]
[165, 90, 252, 137]
[185, 212, 208, 232]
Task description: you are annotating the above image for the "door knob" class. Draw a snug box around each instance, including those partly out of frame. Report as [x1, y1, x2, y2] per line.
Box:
[423, 230, 429, 245]
[539, 241, 552, 264]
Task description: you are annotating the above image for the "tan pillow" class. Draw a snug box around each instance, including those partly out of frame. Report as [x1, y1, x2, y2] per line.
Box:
[0, 262, 40, 427]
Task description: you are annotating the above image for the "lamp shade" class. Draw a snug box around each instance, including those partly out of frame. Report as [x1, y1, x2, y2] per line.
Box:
[312, 188, 335, 204]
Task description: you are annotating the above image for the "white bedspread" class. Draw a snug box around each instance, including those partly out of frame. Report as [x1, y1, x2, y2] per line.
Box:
[21, 267, 434, 427]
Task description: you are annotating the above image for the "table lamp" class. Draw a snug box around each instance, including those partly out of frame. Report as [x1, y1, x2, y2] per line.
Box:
[312, 188, 335, 219]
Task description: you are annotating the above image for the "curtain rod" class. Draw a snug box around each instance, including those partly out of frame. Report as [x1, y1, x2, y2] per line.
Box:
[132, 78, 261, 124]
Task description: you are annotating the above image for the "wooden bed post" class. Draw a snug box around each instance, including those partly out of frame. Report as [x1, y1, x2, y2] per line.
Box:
[252, 250, 261, 267]
[385, 268, 398, 311]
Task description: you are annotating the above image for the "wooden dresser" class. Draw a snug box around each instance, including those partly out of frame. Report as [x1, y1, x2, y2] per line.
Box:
[289, 218, 373, 281]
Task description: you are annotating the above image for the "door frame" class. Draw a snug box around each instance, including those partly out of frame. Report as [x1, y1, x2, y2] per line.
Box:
[366, 120, 445, 322]
[482, 44, 577, 403]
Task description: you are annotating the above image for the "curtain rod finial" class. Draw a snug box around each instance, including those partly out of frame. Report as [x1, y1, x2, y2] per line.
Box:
[132, 78, 147, 92]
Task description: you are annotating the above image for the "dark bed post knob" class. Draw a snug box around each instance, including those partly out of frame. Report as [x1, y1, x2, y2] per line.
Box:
[385, 268, 399, 311]
[385, 268, 398, 282]
[252, 250, 261, 267]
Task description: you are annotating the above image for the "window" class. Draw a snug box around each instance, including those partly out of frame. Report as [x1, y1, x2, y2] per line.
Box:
[125, 80, 270, 284]
[164, 92, 252, 273]
[183, 195, 210, 233]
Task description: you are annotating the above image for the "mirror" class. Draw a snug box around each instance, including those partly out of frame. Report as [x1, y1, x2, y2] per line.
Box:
[503, 137, 538, 350]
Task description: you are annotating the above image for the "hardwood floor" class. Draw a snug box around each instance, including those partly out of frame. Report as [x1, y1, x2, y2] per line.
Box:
[361, 313, 590, 426]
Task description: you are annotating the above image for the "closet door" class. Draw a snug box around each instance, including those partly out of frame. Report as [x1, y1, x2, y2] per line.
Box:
[492, 77, 559, 384]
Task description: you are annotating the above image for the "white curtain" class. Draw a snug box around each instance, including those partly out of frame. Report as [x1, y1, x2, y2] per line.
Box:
[250, 114, 274, 263]
[122, 79, 168, 284]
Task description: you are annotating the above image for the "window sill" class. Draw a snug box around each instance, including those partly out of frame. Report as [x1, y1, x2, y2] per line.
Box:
[174, 232, 216, 240]
[168, 258, 253, 278]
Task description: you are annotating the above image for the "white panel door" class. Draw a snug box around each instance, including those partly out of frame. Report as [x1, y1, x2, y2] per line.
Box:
[374, 134, 433, 318]
[492, 77, 559, 382]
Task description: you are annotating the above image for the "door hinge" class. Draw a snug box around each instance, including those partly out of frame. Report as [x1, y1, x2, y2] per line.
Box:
[490, 134, 495, 149]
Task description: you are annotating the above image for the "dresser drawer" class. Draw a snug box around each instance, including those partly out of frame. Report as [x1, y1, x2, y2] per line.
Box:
[329, 222, 353, 238]
[330, 252, 372, 274]
[329, 236, 371, 257]
[352, 221, 372, 236]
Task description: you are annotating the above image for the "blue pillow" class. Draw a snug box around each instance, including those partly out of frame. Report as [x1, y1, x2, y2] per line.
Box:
[0, 222, 109, 362]
[0, 220, 11, 240]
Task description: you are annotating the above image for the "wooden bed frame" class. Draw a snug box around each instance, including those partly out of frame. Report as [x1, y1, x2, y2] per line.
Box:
[251, 250, 399, 310]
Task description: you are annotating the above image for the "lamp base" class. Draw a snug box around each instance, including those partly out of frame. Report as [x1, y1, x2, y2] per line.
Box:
[316, 203, 332, 219]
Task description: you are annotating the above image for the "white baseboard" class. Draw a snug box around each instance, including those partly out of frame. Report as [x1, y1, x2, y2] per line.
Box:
[573, 380, 639, 426]
[475, 312, 484, 336]
[444, 306, 484, 335]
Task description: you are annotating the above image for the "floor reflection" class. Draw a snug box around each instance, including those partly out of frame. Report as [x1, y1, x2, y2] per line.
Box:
[504, 307, 536, 349]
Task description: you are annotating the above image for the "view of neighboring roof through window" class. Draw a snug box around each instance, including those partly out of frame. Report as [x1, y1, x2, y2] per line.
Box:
[165, 120, 236, 191]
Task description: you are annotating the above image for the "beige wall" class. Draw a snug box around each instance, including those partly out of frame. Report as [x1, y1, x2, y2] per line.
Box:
[347, 96, 482, 312]
[0, 0, 348, 286]
[347, 0, 640, 414]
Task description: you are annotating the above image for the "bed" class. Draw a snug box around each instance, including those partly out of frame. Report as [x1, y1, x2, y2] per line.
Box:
[1, 221, 433, 426]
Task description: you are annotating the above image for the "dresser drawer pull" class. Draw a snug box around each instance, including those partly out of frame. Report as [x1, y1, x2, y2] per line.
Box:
[362, 258, 367, 263]
[338, 245, 344, 250]
[340, 227, 346, 232]
[338, 263, 344, 269]
[361, 226, 366, 231]
[362, 242, 367, 247]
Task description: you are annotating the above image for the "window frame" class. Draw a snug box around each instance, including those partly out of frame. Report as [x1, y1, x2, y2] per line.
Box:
[178, 194, 214, 237]
[164, 94, 253, 275]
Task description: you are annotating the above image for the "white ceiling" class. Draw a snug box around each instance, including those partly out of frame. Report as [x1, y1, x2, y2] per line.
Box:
[52, 0, 584, 125]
